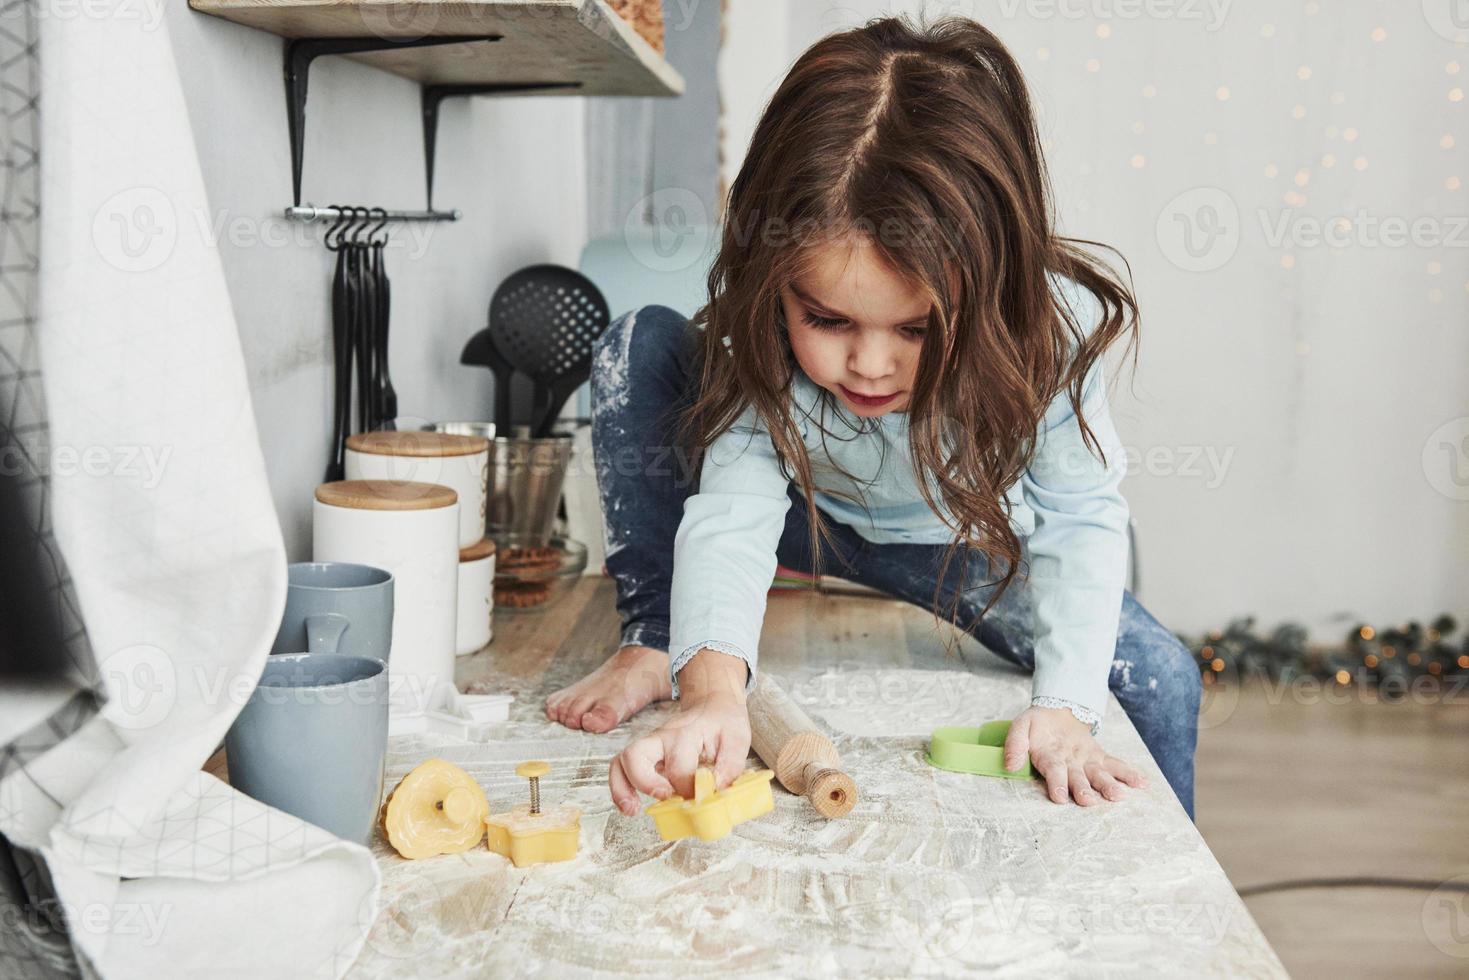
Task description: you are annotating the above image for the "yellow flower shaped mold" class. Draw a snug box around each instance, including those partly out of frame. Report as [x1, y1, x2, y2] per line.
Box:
[645, 767, 775, 842]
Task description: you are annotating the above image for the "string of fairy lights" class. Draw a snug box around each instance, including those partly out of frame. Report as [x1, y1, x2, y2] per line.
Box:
[1183, 615, 1469, 692]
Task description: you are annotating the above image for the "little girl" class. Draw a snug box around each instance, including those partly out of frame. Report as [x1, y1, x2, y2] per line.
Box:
[546, 16, 1201, 818]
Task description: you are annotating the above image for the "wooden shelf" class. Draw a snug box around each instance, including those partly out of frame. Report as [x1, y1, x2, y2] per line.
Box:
[188, 0, 685, 96]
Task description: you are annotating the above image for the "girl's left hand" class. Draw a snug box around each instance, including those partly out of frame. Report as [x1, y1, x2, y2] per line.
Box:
[1002, 706, 1149, 806]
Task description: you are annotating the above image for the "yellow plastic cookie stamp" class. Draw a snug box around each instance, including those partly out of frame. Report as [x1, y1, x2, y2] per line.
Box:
[381, 758, 490, 859]
[645, 767, 775, 842]
[484, 761, 581, 867]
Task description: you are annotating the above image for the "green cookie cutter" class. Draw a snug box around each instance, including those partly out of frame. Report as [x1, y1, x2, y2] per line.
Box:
[926, 721, 1034, 779]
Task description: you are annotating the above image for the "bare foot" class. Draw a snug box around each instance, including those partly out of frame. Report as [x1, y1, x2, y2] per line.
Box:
[544, 645, 672, 734]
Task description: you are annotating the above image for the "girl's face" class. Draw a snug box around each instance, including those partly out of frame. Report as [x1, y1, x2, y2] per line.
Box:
[780, 236, 930, 418]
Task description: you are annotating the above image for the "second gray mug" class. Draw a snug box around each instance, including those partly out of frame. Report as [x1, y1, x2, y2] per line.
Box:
[225, 652, 389, 844]
[271, 562, 394, 662]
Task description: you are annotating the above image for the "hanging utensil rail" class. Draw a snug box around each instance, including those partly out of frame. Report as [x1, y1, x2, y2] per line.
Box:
[285, 205, 461, 223]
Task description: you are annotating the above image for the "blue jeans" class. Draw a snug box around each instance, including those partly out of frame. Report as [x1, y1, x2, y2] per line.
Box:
[591, 304, 1201, 819]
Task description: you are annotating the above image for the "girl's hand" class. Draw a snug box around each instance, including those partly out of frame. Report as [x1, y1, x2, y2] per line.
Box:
[608, 649, 752, 816]
[1002, 705, 1149, 806]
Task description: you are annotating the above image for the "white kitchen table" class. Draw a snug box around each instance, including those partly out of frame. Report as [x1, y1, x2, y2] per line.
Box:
[344, 578, 1286, 978]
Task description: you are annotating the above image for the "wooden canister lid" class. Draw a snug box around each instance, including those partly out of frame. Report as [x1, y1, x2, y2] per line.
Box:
[459, 538, 497, 562]
[346, 431, 489, 458]
[315, 480, 458, 511]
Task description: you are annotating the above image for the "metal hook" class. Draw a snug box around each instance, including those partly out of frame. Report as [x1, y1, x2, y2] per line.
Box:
[346, 206, 371, 247]
[369, 206, 389, 246]
[355, 206, 375, 247]
[324, 204, 348, 251]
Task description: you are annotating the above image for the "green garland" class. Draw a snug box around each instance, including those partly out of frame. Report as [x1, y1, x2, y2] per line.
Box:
[1183, 614, 1469, 695]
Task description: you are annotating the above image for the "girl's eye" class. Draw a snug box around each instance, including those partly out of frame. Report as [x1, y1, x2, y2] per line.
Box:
[801, 309, 847, 332]
[901, 325, 927, 341]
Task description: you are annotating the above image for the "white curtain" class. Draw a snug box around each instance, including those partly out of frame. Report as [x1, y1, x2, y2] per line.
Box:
[0, 2, 380, 976]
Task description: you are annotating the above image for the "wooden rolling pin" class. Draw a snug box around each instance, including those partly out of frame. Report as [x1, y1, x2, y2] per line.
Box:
[747, 673, 857, 819]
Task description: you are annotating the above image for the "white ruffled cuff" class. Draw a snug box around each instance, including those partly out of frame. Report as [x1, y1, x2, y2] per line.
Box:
[1031, 695, 1101, 735]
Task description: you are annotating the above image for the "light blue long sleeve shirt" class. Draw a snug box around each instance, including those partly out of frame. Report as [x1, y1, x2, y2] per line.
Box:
[667, 275, 1130, 723]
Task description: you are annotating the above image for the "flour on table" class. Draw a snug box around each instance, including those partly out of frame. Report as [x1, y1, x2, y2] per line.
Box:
[346, 666, 1284, 977]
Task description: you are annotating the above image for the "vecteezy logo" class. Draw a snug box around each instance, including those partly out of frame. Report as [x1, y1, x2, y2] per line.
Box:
[1196, 667, 1240, 731]
[1422, 417, 1469, 501]
[829, 874, 975, 962]
[98, 644, 177, 731]
[91, 187, 177, 273]
[624, 186, 711, 274]
[358, 0, 440, 41]
[891, 874, 975, 961]
[1156, 188, 1240, 273]
[1422, 874, 1469, 958]
[1423, 0, 1469, 42]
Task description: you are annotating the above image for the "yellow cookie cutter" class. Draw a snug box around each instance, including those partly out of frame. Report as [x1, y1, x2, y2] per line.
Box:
[484, 761, 581, 867]
[645, 767, 775, 842]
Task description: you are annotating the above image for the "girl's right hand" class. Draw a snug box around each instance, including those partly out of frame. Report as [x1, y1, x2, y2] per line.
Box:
[608, 650, 752, 816]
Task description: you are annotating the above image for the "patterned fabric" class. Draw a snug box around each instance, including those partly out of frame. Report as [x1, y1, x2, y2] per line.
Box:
[0, 3, 378, 973]
[0, 1, 101, 976]
[0, 0, 102, 711]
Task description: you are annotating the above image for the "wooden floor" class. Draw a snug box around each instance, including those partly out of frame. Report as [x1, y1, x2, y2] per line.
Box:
[1195, 674, 1469, 978]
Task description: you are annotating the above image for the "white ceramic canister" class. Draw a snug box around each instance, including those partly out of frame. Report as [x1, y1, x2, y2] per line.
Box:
[345, 431, 489, 549]
[456, 538, 496, 656]
[313, 480, 458, 719]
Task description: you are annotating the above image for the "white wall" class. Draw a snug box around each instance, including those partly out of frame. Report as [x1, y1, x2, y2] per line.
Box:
[167, 6, 588, 559]
[722, 0, 1469, 634]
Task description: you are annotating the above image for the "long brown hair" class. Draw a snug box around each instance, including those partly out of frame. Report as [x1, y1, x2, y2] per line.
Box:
[682, 15, 1139, 628]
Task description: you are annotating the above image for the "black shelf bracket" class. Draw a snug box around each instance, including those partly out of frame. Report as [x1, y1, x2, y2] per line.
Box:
[284, 34, 503, 207]
[420, 81, 583, 209]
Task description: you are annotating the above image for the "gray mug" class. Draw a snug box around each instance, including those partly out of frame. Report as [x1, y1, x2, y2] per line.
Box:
[272, 562, 393, 662]
[225, 653, 389, 844]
